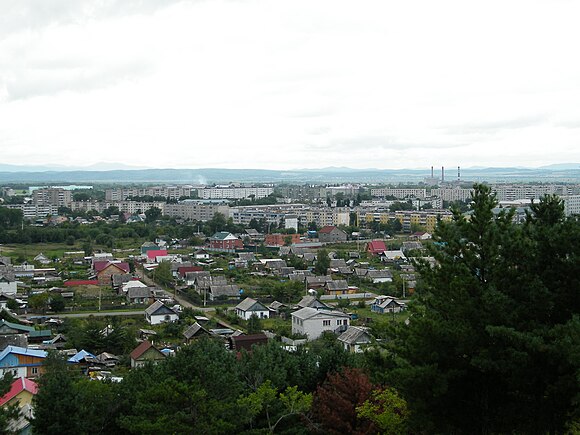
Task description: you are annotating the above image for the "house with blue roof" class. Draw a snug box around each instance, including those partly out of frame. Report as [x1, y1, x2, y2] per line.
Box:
[0, 346, 47, 379]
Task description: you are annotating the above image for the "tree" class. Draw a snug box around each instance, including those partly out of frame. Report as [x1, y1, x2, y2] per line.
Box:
[247, 314, 263, 334]
[49, 294, 66, 312]
[28, 293, 49, 313]
[383, 185, 580, 433]
[0, 373, 19, 433]
[144, 207, 162, 223]
[32, 352, 81, 434]
[315, 249, 330, 275]
[356, 387, 409, 435]
[312, 368, 376, 434]
[151, 261, 173, 288]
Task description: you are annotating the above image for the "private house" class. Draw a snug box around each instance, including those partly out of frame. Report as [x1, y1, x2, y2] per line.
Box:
[121, 280, 148, 294]
[370, 296, 406, 314]
[144, 301, 179, 325]
[291, 308, 350, 340]
[324, 280, 353, 296]
[146, 250, 168, 263]
[337, 326, 372, 353]
[230, 333, 268, 352]
[208, 284, 240, 301]
[33, 253, 51, 265]
[318, 226, 348, 243]
[296, 295, 329, 310]
[0, 320, 51, 348]
[0, 273, 17, 295]
[0, 346, 47, 379]
[365, 269, 393, 283]
[0, 376, 38, 407]
[183, 322, 210, 343]
[94, 261, 130, 286]
[140, 242, 159, 255]
[235, 298, 270, 320]
[193, 249, 210, 260]
[126, 286, 153, 305]
[209, 232, 243, 251]
[112, 273, 134, 291]
[305, 275, 333, 290]
[130, 340, 166, 368]
[366, 240, 387, 256]
[177, 266, 203, 279]
[185, 270, 210, 287]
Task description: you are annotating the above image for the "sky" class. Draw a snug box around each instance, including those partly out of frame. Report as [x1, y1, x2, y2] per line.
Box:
[1, 0, 579, 171]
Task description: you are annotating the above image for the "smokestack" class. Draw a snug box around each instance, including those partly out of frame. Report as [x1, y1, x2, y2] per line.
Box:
[458, 166, 461, 181]
[431, 166, 434, 178]
[441, 166, 445, 183]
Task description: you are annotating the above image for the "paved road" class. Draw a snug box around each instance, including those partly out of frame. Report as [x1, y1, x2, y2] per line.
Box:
[22, 310, 145, 319]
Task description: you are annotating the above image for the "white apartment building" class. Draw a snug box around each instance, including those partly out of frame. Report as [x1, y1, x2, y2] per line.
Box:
[197, 185, 274, 200]
[32, 188, 73, 207]
[370, 188, 427, 199]
[5, 204, 59, 219]
[561, 195, 580, 216]
[105, 186, 194, 201]
[431, 187, 474, 202]
[164, 202, 230, 221]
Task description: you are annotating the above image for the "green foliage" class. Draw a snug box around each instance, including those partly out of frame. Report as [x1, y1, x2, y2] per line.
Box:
[246, 314, 263, 334]
[356, 387, 409, 434]
[49, 293, 66, 312]
[381, 185, 580, 433]
[151, 261, 173, 288]
[0, 373, 19, 433]
[314, 249, 330, 275]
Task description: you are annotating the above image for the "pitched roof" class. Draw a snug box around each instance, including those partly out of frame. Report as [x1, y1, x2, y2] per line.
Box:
[68, 349, 96, 363]
[230, 333, 268, 351]
[326, 280, 349, 291]
[183, 322, 209, 340]
[0, 346, 47, 362]
[291, 307, 350, 321]
[0, 377, 38, 406]
[318, 225, 337, 234]
[127, 287, 152, 298]
[209, 284, 240, 298]
[235, 297, 267, 312]
[297, 295, 329, 309]
[130, 340, 164, 360]
[337, 326, 372, 345]
[367, 240, 387, 254]
[210, 232, 237, 241]
[145, 300, 177, 316]
[147, 250, 168, 259]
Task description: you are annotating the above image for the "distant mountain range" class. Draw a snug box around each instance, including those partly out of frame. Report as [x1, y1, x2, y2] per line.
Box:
[0, 164, 579, 184]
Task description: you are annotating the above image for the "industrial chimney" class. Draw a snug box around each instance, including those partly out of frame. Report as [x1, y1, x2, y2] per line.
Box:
[458, 166, 461, 181]
[431, 166, 434, 178]
[441, 166, 445, 183]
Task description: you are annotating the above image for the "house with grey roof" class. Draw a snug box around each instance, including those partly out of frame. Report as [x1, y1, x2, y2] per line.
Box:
[291, 307, 350, 340]
[183, 322, 209, 343]
[144, 301, 179, 325]
[365, 269, 393, 283]
[370, 296, 406, 314]
[208, 284, 240, 301]
[235, 298, 270, 320]
[337, 326, 373, 353]
[296, 295, 329, 310]
[126, 286, 153, 304]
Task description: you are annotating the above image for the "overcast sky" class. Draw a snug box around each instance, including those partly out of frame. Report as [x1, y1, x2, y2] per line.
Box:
[1, 0, 579, 170]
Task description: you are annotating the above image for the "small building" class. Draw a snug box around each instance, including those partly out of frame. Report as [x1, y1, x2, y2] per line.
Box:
[235, 298, 270, 320]
[230, 333, 268, 352]
[129, 340, 166, 368]
[366, 240, 387, 256]
[183, 322, 210, 343]
[144, 300, 179, 325]
[0, 346, 47, 379]
[208, 284, 240, 301]
[370, 296, 406, 314]
[193, 249, 210, 260]
[291, 307, 350, 341]
[318, 226, 348, 243]
[337, 326, 372, 353]
[264, 233, 301, 247]
[365, 269, 393, 283]
[0, 376, 38, 407]
[296, 295, 329, 310]
[0, 274, 17, 296]
[94, 261, 130, 286]
[324, 280, 352, 296]
[126, 286, 153, 305]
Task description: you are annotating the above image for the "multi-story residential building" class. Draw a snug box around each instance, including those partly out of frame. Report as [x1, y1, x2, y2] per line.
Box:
[5, 204, 59, 219]
[561, 195, 580, 216]
[491, 184, 574, 201]
[164, 201, 230, 222]
[431, 187, 474, 202]
[370, 188, 427, 199]
[105, 186, 195, 201]
[32, 188, 72, 207]
[196, 185, 274, 200]
[70, 201, 166, 214]
[357, 209, 453, 233]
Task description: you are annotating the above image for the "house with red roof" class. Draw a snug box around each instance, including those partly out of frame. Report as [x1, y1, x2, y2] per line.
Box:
[95, 261, 130, 285]
[366, 240, 387, 256]
[0, 377, 38, 407]
[177, 266, 203, 279]
[130, 340, 166, 368]
[146, 250, 168, 263]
